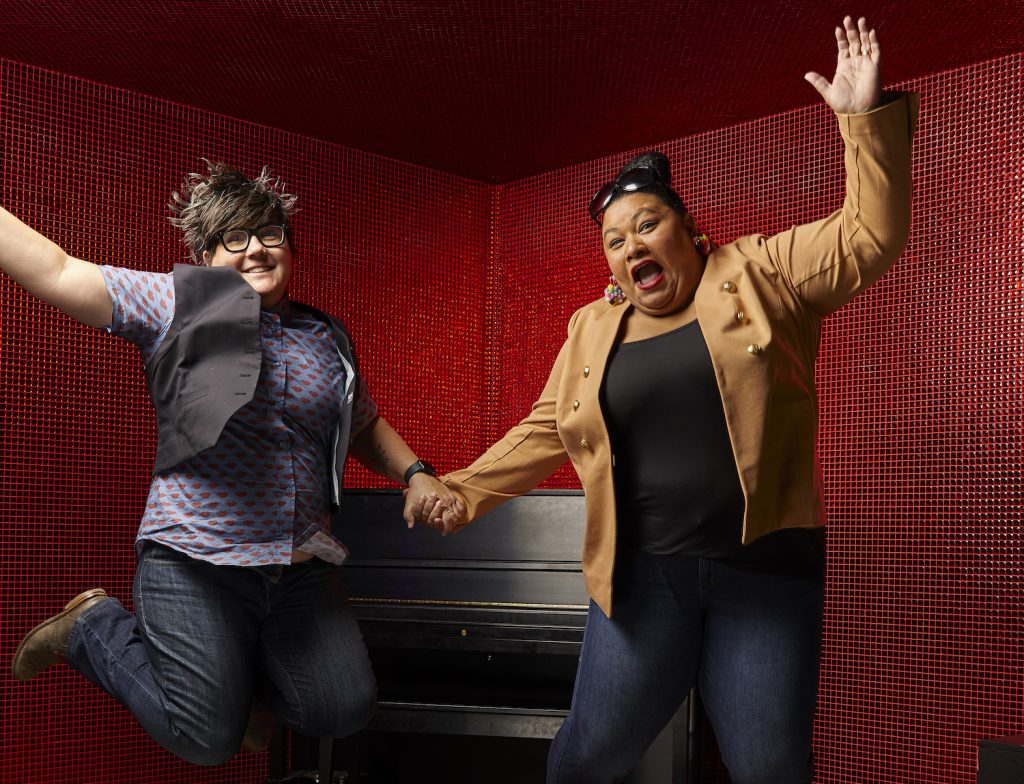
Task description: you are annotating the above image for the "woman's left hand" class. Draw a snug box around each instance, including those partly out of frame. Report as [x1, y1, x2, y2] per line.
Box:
[805, 16, 882, 114]
[402, 475, 466, 535]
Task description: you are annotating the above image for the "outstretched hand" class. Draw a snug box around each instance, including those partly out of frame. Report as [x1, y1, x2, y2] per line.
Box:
[402, 476, 467, 536]
[805, 16, 882, 114]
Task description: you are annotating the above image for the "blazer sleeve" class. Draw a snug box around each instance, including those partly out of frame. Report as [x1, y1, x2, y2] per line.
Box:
[440, 311, 580, 528]
[765, 92, 919, 317]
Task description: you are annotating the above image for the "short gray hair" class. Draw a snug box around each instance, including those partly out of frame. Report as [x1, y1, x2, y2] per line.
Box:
[168, 160, 298, 264]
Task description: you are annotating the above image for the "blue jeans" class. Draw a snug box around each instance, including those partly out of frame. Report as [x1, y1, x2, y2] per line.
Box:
[66, 542, 376, 766]
[547, 550, 823, 784]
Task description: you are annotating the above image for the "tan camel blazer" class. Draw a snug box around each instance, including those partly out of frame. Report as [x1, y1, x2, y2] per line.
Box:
[444, 94, 919, 616]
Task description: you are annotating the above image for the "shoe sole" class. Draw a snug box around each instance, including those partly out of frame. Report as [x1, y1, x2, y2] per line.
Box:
[12, 589, 108, 681]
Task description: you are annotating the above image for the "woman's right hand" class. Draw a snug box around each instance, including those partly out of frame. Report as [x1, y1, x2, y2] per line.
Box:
[805, 16, 882, 115]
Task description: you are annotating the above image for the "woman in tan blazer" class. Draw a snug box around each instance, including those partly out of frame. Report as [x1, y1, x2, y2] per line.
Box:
[411, 16, 917, 784]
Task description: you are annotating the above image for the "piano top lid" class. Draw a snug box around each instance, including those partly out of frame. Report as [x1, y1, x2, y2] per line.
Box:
[341, 489, 586, 565]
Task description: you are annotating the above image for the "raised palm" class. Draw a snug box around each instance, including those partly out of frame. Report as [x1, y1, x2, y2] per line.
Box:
[806, 16, 882, 114]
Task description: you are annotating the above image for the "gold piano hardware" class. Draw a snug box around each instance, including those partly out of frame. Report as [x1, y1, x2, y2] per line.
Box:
[350, 597, 588, 611]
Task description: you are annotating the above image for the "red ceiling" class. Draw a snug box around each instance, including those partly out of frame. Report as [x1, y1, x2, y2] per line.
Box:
[1, 0, 1021, 183]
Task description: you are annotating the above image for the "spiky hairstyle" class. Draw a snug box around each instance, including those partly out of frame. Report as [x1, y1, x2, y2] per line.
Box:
[168, 160, 298, 264]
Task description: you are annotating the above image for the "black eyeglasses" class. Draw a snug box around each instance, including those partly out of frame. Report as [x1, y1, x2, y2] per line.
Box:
[588, 166, 666, 225]
[212, 224, 289, 253]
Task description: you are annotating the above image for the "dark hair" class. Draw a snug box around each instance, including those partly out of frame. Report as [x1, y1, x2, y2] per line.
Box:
[612, 151, 687, 218]
[168, 160, 298, 264]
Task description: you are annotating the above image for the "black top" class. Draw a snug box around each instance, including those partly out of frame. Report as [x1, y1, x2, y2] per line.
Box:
[599, 320, 824, 577]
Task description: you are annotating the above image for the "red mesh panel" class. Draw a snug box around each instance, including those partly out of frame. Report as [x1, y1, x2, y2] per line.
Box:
[814, 56, 1024, 784]
[0, 59, 488, 782]
[492, 56, 1024, 783]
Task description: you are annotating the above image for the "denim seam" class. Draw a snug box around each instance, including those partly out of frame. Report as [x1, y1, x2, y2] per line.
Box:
[261, 642, 305, 729]
[66, 599, 110, 651]
[77, 611, 165, 710]
[135, 555, 179, 732]
[550, 710, 575, 782]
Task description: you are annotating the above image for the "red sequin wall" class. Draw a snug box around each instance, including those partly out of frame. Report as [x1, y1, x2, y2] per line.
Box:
[0, 60, 489, 783]
[491, 57, 1024, 783]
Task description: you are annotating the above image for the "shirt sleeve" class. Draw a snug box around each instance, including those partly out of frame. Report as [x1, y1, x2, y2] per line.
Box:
[764, 92, 919, 318]
[350, 373, 379, 436]
[99, 266, 176, 362]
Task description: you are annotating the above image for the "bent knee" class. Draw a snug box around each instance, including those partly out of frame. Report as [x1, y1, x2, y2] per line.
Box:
[163, 731, 241, 767]
[302, 680, 377, 738]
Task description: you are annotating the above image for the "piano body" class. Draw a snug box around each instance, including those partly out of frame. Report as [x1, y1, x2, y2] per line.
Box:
[269, 489, 698, 783]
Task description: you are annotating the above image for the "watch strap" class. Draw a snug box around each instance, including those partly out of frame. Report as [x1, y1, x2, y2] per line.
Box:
[403, 459, 436, 485]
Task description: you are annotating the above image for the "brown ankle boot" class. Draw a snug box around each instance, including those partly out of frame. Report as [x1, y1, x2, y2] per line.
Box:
[12, 589, 109, 681]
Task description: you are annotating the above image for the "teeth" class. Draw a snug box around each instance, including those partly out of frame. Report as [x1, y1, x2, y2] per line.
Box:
[246, 266, 272, 274]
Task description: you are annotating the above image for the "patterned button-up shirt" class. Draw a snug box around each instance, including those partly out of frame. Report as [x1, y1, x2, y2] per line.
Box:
[101, 266, 378, 566]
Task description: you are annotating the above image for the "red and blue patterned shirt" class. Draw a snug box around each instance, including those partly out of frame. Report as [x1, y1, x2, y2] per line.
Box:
[101, 266, 378, 566]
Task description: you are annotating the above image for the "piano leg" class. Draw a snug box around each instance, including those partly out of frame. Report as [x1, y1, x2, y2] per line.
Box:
[265, 724, 286, 784]
[317, 737, 333, 783]
[315, 735, 361, 783]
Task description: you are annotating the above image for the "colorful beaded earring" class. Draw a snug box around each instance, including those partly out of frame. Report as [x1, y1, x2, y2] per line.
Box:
[693, 233, 712, 257]
[604, 274, 625, 305]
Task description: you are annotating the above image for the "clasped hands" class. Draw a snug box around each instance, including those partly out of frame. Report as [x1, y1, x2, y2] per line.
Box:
[402, 473, 467, 535]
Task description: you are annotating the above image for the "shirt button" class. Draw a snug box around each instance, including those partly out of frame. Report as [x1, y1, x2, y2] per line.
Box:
[583, 366, 590, 378]
[572, 400, 580, 411]
[747, 344, 762, 356]
[723, 281, 737, 293]
[735, 311, 747, 323]
[579, 439, 590, 449]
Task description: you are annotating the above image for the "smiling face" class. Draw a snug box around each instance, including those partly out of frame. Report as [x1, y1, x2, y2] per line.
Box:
[601, 193, 705, 317]
[202, 229, 293, 308]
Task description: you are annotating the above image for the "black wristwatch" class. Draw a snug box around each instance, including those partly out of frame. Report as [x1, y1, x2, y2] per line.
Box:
[403, 459, 436, 485]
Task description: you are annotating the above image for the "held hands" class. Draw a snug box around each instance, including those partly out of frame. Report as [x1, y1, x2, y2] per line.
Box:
[805, 16, 882, 114]
[402, 474, 467, 535]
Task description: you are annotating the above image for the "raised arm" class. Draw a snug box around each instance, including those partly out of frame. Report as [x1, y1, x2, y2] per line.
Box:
[0, 207, 112, 328]
[769, 16, 917, 316]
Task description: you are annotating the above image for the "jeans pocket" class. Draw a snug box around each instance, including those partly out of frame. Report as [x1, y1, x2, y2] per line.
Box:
[140, 541, 198, 568]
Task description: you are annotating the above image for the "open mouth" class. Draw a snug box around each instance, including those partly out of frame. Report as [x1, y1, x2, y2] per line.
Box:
[243, 265, 274, 275]
[631, 260, 664, 291]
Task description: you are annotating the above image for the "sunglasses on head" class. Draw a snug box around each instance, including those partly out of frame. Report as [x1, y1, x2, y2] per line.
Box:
[588, 166, 674, 225]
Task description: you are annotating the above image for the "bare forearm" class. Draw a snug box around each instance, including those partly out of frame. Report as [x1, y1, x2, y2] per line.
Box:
[349, 416, 419, 484]
[0, 207, 111, 327]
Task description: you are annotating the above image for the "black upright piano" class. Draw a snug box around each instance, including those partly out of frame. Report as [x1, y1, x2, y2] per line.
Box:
[268, 489, 699, 783]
